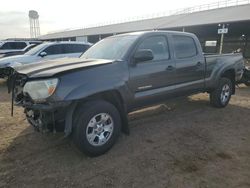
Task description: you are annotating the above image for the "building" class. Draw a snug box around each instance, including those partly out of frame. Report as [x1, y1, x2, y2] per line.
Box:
[39, 0, 250, 58]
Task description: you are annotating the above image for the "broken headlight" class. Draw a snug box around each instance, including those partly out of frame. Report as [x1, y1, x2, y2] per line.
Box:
[23, 78, 58, 101]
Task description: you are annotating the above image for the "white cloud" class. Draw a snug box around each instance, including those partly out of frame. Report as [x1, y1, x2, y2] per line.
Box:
[0, 11, 29, 39]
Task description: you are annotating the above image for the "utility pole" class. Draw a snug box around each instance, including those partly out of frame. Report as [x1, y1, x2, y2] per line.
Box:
[219, 24, 225, 54]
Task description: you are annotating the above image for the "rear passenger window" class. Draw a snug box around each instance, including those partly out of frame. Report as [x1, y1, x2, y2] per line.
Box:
[14, 42, 27, 49]
[137, 36, 169, 61]
[0, 42, 27, 49]
[62, 44, 88, 54]
[0, 43, 9, 49]
[173, 35, 197, 59]
[43, 45, 63, 55]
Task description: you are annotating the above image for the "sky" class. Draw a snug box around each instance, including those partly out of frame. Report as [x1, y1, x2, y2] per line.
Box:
[0, 0, 218, 39]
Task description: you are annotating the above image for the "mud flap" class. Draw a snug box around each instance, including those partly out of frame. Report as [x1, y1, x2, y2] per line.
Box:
[64, 102, 77, 137]
[121, 114, 130, 135]
[120, 104, 130, 135]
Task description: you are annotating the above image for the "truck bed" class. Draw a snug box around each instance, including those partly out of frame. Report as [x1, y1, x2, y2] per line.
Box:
[204, 53, 244, 87]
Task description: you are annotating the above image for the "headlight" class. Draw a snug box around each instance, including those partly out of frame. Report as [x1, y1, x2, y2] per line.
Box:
[23, 78, 59, 101]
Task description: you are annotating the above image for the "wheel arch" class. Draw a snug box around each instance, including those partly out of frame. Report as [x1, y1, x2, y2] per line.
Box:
[221, 69, 236, 94]
[65, 89, 129, 136]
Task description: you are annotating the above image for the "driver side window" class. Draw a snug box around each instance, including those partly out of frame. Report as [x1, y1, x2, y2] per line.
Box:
[43, 45, 63, 55]
[137, 36, 170, 61]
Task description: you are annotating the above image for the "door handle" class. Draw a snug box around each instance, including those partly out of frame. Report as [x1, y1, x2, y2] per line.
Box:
[196, 62, 202, 67]
[166, 65, 175, 71]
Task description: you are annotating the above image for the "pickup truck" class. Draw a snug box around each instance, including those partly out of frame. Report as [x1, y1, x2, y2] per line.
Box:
[9, 31, 244, 156]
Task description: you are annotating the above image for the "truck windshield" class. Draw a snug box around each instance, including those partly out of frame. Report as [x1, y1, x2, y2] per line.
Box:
[81, 35, 138, 60]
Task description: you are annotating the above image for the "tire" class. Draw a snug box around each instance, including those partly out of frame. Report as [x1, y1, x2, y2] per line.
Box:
[72, 100, 121, 157]
[210, 78, 233, 108]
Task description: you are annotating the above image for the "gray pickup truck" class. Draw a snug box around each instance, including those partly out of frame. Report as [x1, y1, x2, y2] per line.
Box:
[9, 31, 244, 156]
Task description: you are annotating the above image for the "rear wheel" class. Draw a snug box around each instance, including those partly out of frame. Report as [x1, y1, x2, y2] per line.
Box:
[72, 100, 121, 156]
[210, 78, 232, 108]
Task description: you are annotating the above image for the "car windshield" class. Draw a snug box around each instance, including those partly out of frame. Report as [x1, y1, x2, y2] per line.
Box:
[24, 43, 48, 55]
[81, 35, 139, 60]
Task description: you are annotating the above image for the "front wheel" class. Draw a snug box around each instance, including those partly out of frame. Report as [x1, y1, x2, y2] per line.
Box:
[72, 100, 121, 157]
[210, 78, 233, 108]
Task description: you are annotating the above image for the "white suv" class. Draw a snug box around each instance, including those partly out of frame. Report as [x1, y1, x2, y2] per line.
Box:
[0, 41, 41, 54]
[0, 41, 91, 78]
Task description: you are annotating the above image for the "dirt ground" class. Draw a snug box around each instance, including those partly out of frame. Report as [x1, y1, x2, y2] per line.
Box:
[0, 79, 250, 188]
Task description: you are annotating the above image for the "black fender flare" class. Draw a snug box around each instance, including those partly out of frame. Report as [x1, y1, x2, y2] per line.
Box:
[64, 99, 130, 137]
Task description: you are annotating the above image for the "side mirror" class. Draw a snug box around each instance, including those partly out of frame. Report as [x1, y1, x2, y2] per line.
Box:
[39, 52, 47, 57]
[134, 49, 154, 63]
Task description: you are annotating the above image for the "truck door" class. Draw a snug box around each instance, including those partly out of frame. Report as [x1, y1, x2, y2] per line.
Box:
[170, 34, 205, 93]
[128, 35, 176, 107]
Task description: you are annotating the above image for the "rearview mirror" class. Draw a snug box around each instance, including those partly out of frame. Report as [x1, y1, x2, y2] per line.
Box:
[134, 49, 154, 63]
[39, 52, 47, 57]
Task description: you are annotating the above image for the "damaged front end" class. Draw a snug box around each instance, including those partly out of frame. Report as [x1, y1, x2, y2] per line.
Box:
[0, 67, 13, 79]
[8, 72, 73, 135]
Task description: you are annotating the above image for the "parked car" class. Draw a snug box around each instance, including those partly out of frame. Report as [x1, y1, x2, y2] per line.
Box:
[0, 42, 91, 78]
[0, 44, 38, 59]
[9, 31, 244, 156]
[0, 41, 42, 54]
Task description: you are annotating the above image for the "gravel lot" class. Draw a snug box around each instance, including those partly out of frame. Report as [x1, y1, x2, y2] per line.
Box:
[0, 79, 250, 188]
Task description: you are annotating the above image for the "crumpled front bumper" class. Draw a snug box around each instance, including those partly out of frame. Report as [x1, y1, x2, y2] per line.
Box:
[19, 100, 74, 134]
[19, 101, 72, 112]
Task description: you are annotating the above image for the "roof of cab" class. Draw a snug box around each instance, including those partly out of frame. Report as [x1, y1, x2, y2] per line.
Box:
[109, 30, 196, 38]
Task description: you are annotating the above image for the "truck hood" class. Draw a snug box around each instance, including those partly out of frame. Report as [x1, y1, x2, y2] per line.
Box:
[13, 58, 114, 78]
